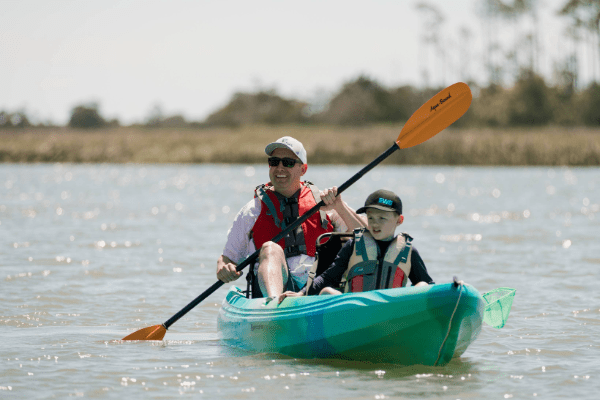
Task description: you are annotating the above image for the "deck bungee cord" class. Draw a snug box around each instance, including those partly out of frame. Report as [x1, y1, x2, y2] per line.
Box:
[434, 277, 465, 366]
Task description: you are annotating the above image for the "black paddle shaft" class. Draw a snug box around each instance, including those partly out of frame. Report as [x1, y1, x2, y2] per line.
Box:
[162, 143, 400, 329]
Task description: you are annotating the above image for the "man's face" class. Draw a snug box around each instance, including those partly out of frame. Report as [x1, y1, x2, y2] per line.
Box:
[268, 148, 306, 197]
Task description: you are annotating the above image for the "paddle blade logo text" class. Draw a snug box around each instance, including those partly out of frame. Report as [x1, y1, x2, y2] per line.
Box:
[430, 93, 452, 112]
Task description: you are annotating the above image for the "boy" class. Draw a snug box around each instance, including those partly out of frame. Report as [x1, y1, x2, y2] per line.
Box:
[278, 189, 433, 302]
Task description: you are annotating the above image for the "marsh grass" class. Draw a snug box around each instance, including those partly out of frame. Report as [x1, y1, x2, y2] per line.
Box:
[1, 125, 599, 165]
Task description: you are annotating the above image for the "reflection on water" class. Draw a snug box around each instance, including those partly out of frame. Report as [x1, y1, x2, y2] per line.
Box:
[1, 164, 599, 399]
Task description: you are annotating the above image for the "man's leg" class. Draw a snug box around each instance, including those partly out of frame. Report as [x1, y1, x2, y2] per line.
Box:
[257, 241, 289, 298]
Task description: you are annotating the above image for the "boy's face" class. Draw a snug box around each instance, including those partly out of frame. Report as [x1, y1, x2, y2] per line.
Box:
[365, 209, 403, 241]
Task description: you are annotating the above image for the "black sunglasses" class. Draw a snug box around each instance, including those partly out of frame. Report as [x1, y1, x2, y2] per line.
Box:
[268, 157, 301, 168]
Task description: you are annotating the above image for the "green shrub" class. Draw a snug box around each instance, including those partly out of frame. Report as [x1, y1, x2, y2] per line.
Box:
[316, 76, 395, 125]
[507, 72, 553, 126]
[68, 104, 106, 129]
[0, 110, 30, 129]
[468, 84, 511, 127]
[205, 91, 307, 127]
[579, 83, 600, 126]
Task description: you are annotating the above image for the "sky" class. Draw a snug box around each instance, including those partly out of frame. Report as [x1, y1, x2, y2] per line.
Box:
[0, 0, 581, 125]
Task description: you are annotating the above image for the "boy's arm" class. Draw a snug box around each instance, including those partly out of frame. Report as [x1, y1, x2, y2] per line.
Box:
[333, 199, 367, 231]
[320, 187, 367, 231]
[408, 247, 435, 285]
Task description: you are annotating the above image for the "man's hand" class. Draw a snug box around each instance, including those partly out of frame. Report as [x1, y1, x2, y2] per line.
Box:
[217, 255, 242, 283]
[320, 186, 342, 212]
[277, 290, 304, 304]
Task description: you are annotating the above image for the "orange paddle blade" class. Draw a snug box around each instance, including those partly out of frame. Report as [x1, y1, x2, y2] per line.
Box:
[396, 82, 472, 149]
[122, 324, 166, 341]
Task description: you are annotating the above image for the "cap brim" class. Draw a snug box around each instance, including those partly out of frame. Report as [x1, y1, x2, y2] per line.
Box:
[265, 143, 306, 163]
[356, 205, 397, 214]
[265, 143, 290, 156]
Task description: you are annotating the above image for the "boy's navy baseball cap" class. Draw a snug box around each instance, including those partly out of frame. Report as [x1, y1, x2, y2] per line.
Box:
[356, 189, 402, 215]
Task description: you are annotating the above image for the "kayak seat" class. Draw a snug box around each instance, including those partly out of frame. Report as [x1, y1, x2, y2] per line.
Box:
[306, 232, 353, 296]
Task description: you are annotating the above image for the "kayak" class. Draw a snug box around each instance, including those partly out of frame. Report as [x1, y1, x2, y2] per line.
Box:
[217, 282, 485, 365]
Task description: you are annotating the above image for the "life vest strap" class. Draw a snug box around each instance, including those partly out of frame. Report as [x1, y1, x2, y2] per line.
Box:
[342, 260, 378, 292]
[393, 234, 413, 265]
[284, 244, 307, 258]
[344, 260, 378, 280]
[354, 228, 368, 261]
[308, 183, 329, 230]
[255, 185, 282, 229]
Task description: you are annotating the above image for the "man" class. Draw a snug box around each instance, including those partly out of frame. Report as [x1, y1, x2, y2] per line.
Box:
[216, 136, 365, 298]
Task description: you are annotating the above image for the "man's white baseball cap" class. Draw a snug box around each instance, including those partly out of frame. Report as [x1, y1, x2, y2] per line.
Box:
[264, 136, 307, 164]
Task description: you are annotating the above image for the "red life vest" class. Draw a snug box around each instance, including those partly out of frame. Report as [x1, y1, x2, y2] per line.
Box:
[251, 182, 334, 257]
[341, 229, 413, 293]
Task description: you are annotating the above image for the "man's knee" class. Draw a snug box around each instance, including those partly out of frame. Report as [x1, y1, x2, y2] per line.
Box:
[259, 241, 285, 261]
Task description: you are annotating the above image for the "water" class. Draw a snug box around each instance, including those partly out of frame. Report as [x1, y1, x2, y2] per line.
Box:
[1, 163, 599, 399]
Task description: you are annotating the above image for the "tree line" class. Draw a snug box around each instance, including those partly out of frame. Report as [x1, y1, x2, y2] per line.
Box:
[203, 73, 600, 128]
[1, 72, 599, 130]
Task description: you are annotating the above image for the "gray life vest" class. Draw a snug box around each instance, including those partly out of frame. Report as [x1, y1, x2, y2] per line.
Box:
[340, 228, 413, 293]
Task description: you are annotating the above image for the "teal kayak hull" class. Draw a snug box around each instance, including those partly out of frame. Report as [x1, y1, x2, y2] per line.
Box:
[217, 283, 484, 365]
